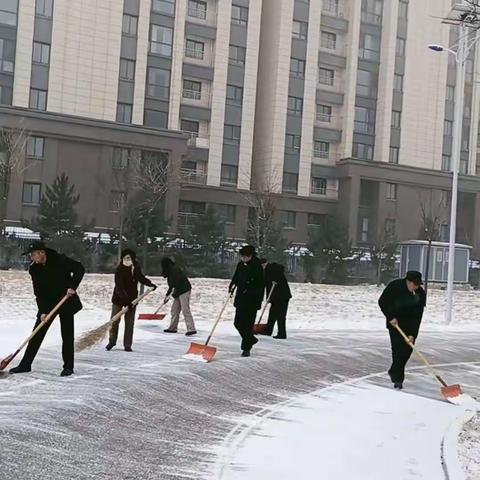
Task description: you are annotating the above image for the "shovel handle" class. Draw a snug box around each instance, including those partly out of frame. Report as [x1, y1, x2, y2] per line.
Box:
[154, 294, 171, 315]
[204, 287, 236, 347]
[256, 282, 277, 325]
[394, 325, 448, 388]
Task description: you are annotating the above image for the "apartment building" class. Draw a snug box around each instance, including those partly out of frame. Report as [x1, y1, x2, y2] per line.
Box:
[2, 0, 480, 253]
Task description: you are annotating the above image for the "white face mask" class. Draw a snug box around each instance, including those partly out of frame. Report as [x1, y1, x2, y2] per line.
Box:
[122, 258, 133, 267]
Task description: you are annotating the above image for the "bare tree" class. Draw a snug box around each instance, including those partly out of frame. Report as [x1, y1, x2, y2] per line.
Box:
[0, 127, 30, 231]
[369, 225, 397, 286]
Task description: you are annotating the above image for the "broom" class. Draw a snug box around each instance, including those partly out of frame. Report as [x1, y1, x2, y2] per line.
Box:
[75, 288, 153, 352]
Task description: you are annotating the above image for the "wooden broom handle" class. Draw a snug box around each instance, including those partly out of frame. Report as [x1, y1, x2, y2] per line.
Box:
[204, 287, 236, 347]
[110, 288, 153, 323]
[256, 282, 277, 325]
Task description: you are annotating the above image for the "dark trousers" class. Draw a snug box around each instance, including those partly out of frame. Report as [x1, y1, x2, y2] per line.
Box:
[266, 300, 289, 337]
[20, 312, 74, 370]
[109, 304, 137, 348]
[388, 328, 414, 383]
[234, 306, 258, 351]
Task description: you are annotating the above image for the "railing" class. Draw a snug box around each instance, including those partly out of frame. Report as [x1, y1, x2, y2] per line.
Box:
[185, 47, 204, 60]
[220, 178, 238, 187]
[187, 6, 207, 19]
[322, 0, 345, 18]
[182, 89, 202, 100]
[282, 186, 298, 195]
[321, 38, 337, 50]
[361, 11, 382, 25]
[178, 212, 201, 229]
[316, 112, 332, 123]
[180, 168, 207, 185]
[358, 48, 380, 62]
[313, 149, 329, 159]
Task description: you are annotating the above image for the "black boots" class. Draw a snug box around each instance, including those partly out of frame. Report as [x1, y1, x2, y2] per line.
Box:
[60, 368, 74, 377]
[394, 382, 403, 390]
[124, 347, 133, 352]
[185, 331, 197, 336]
[105, 342, 115, 351]
[164, 329, 177, 333]
[9, 364, 31, 374]
[241, 350, 251, 357]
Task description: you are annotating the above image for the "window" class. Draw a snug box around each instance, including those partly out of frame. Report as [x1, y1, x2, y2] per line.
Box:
[122, 14, 138, 36]
[399, 0, 408, 18]
[146, 67, 170, 99]
[308, 213, 325, 227]
[119, 58, 135, 81]
[285, 134, 301, 153]
[311, 177, 327, 195]
[179, 200, 205, 215]
[396, 38, 406, 56]
[393, 74, 403, 92]
[153, 0, 175, 15]
[185, 39, 205, 60]
[314, 141, 329, 158]
[281, 210, 297, 229]
[0, 38, 14, 73]
[282, 173, 298, 194]
[188, 0, 206, 19]
[440, 224, 449, 242]
[144, 109, 168, 128]
[361, 0, 383, 24]
[446, 85, 455, 101]
[229, 45, 246, 65]
[181, 119, 199, 135]
[441, 190, 451, 208]
[150, 25, 173, 57]
[116, 103, 132, 123]
[444, 120, 453, 136]
[442, 154, 451, 171]
[220, 165, 238, 186]
[355, 106, 375, 134]
[389, 146, 399, 164]
[183, 79, 202, 100]
[385, 218, 396, 237]
[231, 4, 248, 25]
[321, 31, 336, 50]
[0, 0, 17, 26]
[323, 0, 339, 16]
[361, 217, 369, 242]
[319, 67, 335, 86]
[288, 96, 303, 116]
[109, 191, 125, 212]
[317, 105, 332, 122]
[224, 124, 241, 144]
[0, 85, 12, 105]
[391, 110, 401, 128]
[292, 21, 308, 40]
[356, 69, 377, 98]
[22, 182, 41, 205]
[353, 143, 374, 160]
[226, 84, 243, 105]
[386, 183, 397, 201]
[112, 148, 129, 170]
[290, 57, 305, 78]
[460, 158, 468, 175]
[36, 0, 53, 18]
[26, 136, 45, 158]
[216, 204, 236, 223]
[32, 42, 50, 65]
[29, 88, 47, 110]
[359, 33, 381, 61]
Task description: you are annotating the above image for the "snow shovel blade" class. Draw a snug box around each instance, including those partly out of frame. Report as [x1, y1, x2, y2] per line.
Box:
[0, 353, 15, 371]
[186, 342, 217, 362]
[253, 323, 268, 335]
[441, 384, 464, 403]
[138, 313, 166, 320]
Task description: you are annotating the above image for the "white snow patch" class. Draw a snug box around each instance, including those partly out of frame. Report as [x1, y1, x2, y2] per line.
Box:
[458, 413, 480, 480]
[447, 393, 480, 408]
[183, 353, 209, 363]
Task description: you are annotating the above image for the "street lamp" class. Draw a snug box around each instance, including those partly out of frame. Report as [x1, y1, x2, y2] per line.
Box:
[428, 26, 471, 324]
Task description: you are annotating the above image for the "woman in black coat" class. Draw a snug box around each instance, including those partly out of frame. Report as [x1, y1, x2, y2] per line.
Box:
[106, 249, 156, 352]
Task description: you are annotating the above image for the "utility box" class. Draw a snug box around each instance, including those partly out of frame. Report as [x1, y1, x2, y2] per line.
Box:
[399, 240, 471, 284]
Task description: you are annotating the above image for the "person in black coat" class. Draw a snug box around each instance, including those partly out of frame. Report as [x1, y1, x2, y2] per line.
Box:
[378, 270, 426, 389]
[10, 241, 85, 376]
[106, 249, 157, 352]
[229, 245, 265, 357]
[161, 257, 197, 335]
[260, 259, 292, 339]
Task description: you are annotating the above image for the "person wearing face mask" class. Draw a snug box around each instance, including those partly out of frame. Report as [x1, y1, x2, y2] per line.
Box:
[229, 245, 265, 357]
[378, 271, 426, 390]
[106, 249, 157, 352]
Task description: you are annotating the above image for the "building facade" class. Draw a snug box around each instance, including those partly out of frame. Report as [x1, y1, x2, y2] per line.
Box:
[1, 0, 480, 253]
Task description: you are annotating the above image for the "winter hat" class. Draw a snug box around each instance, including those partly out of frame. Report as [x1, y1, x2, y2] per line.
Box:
[259, 258, 268, 265]
[239, 245, 256, 257]
[22, 240, 47, 255]
[161, 256, 175, 277]
[121, 249, 137, 261]
[406, 270, 423, 285]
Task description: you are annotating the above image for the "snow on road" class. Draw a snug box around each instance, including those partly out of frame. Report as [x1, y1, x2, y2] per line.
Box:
[0, 271, 480, 479]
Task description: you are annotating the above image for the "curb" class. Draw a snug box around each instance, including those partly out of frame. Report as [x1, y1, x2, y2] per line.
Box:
[442, 410, 477, 480]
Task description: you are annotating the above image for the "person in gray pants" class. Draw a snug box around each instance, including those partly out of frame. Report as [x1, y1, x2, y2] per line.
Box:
[161, 257, 197, 336]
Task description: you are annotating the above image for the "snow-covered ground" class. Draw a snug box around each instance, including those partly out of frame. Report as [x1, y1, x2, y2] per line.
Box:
[1, 271, 479, 479]
[459, 413, 480, 480]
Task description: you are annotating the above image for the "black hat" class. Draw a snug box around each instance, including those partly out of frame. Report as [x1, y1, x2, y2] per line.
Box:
[121, 249, 136, 261]
[259, 258, 268, 265]
[239, 245, 256, 257]
[406, 271, 423, 285]
[22, 241, 47, 255]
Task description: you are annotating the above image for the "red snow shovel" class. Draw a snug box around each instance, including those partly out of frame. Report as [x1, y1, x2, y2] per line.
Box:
[185, 288, 236, 363]
[253, 282, 277, 335]
[0, 295, 70, 371]
[138, 295, 171, 320]
[395, 325, 464, 404]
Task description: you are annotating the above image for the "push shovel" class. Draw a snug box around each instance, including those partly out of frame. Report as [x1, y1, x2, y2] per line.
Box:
[138, 295, 171, 320]
[253, 282, 277, 334]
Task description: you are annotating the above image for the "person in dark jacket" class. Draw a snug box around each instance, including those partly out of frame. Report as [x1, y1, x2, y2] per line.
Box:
[378, 270, 426, 389]
[10, 241, 85, 376]
[161, 257, 197, 335]
[106, 249, 157, 352]
[260, 259, 292, 339]
[229, 245, 265, 357]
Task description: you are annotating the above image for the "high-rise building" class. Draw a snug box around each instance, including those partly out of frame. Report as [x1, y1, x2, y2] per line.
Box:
[1, 0, 480, 253]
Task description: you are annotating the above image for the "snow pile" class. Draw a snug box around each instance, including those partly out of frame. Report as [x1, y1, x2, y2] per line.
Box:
[458, 413, 480, 480]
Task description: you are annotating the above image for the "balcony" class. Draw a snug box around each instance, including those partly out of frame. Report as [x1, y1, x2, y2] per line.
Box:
[322, 0, 345, 18]
[184, 131, 210, 149]
[182, 89, 202, 101]
[180, 168, 207, 185]
[184, 47, 205, 60]
[310, 182, 339, 200]
[361, 11, 382, 25]
[187, 5, 207, 20]
[178, 212, 201, 229]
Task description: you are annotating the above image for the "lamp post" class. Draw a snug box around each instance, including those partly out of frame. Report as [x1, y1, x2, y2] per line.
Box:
[428, 25, 469, 324]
